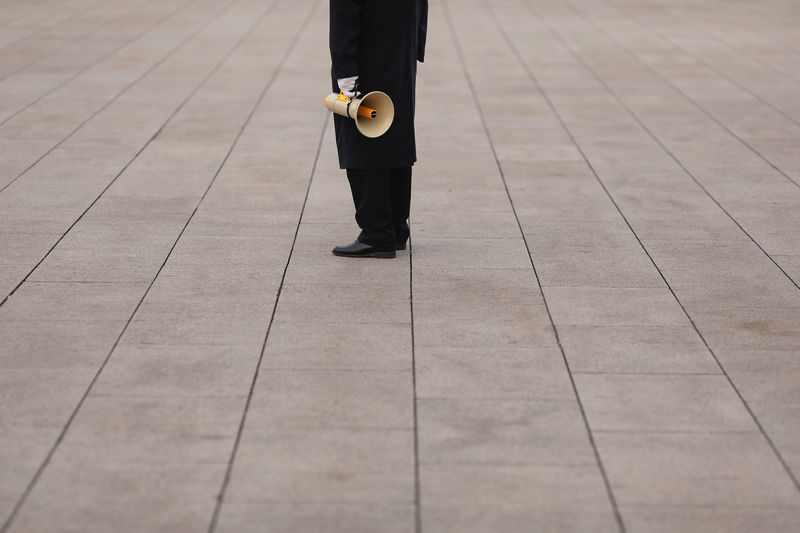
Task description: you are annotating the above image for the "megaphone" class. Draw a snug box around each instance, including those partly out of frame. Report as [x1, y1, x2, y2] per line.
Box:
[324, 91, 394, 138]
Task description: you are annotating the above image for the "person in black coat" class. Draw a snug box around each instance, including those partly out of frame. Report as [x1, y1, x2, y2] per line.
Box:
[329, 0, 428, 258]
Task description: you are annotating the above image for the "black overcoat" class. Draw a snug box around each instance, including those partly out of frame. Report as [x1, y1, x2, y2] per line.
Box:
[330, 0, 428, 169]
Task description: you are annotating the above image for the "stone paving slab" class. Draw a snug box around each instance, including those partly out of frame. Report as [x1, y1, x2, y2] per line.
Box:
[1, 0, 800, 532]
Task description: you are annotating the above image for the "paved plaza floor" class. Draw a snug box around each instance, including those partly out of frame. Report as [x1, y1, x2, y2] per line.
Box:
[1, 0, 800, 531]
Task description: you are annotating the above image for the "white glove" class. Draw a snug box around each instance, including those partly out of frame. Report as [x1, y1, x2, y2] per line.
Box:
[337, 76, 361, 98]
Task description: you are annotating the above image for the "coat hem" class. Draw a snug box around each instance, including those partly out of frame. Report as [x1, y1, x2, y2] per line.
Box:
[338, 159, 417, 171]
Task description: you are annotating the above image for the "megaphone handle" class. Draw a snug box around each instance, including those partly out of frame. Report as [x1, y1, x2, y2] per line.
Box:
[337, 91, 362, 119]
[346, 93, 359, 119]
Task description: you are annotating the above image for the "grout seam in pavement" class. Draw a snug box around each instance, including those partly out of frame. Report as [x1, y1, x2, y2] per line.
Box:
[249, 320, 413, 325]
[0, 0, 150, 81]
[408, 232, 422, 533]
[511, 0, 800, 496]
[562, 0, 800, 190]
[601, 0, 800, 131]
[0, 0, 244, 309]
[443, 2, 627, 532]
[212, 499, 416, 507]
[571, 371, 722, 376]
[0, 0, 109, 38]
[735, 3, 800, 52]
[0, 1, 73, 34]
[206, 2, 325, 529]
[542, 287, 800, 301]
[238, 367, 413, 372]
[0, 232, 63, 236]
[592, 429, 759, 435]
[0, 0, 118, 76]
[675, 1, 800, 64]
[0, 0, 200, 126]
[416, 460, 601, 468]
[552, 0, 800, 291]
[14, 280, 146, 284]
[718, 0, 800, 45]
[0, 0, 229, 196]
[660, 5, 800, 87]
[0, 0, 288, 529]
[614, 500, 800, 509]
[206, 122, 327, 532]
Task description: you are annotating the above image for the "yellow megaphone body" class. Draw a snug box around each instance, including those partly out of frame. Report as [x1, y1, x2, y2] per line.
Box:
[324, 91, 394, 138]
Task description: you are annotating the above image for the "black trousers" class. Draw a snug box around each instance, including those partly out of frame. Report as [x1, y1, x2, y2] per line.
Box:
[346, 166, 412, 250]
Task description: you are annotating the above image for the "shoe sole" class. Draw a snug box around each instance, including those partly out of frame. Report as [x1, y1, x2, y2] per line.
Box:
[332, 250, 396, 258]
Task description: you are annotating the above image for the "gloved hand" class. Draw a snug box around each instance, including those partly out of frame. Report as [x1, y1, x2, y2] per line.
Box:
[337, 76, 361, 98]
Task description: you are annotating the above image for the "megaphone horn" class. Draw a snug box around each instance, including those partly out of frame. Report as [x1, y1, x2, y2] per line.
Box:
[324, 91, 394, 138]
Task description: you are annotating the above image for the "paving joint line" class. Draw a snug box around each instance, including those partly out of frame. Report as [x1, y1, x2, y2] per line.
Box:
[21, 280, 147, 284]
[408, 231, 422, 533]
[520, 0, 800, 496]
[555, 0, 800, 291]
[0, 0, 245, 309]
[0, 0, 227, 196]
[0, 0, 143, 82]
[0, 0, 113, 53]
[0, 0, 200, 126]
[0, 0, 288, 528]
[601, 0, 800, 130]
[571, 371, 723, 376]
[206, 120, 327, 533]
[593, 429, 760, 435]
[206, 3, 325, 529]
[617, 502, 800, 510]
[563, 0, 800, 189]
[650, 3, 800, 88]
[684, 1, 800, 56]
[445, 2, 626, 531]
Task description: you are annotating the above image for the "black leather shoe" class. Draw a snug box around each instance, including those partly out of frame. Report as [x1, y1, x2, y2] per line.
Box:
[332, 240, 396, 258]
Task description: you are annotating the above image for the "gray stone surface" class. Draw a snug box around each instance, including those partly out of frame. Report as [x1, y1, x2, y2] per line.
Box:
[620, 506, 800, 533]
[0, 319, 124, 369]
[247, 370, 414, 429]
[543, 287, 689, 326]
[90, 343, 262, 397]
[415, 346, 573, 400]
[557, 325, 720, 374]
[575, 373, 755, 432]
[421, 505, 620, 533]
[0, 281, 147, 322]
[417, 398, 596, 466]
[10, 462, 227, 533]
[260, 321, 412, 370]
[59, 395, 244, 464]
[216, 503, 416, 533]
[2, 0, 800, 531]
[420, 463, 614, 510]
[224, 427, 415, 505]
[596, 432, 800, 507]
